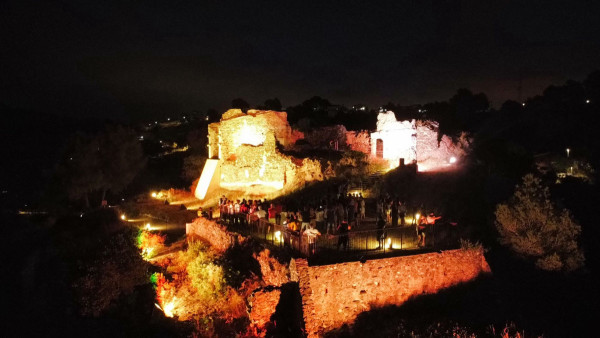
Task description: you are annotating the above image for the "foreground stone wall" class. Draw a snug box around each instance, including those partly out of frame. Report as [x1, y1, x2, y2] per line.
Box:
[185, 217, 244, 252]
[248, 287, 282, 335]
[294, 249, 491, 337]
[254, 249, 290, 287]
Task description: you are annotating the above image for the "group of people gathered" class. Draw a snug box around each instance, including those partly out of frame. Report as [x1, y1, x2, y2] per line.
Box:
[211, 192, 367, 252]
[207, 190, 442, 252]
[375, 195, 442, 248]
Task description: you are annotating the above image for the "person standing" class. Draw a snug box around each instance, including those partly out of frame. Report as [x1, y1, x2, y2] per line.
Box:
[268, 203, 277, 224]
[417, 215, 427, 247]
[391, 198, 398, 227]
[337, 221, 349, 251]
[326, 204, 335, 234]
[376, 215, 386, 249]
[315, 206, 325, 233]
[360, 198, 366, 220]
[399, 201, 406, 226]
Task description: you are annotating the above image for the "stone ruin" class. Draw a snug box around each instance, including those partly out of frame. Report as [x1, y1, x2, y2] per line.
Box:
[353, 111, 469, 172]
[194, 109, 469, 205]
[195, 109, 322, 205]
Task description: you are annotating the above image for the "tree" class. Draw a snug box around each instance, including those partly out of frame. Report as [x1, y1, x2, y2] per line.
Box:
[97, 126, 146, 202]
[74, 229, 150, 316]
[231, 98, 250, 110]
[60, 126, 146, 207]
[60, 133, 104, 207]
[495, 174, 584, 271]
[263, 97, 282, 111]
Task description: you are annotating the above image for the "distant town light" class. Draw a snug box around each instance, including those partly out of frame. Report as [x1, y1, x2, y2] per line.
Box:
[586, 99, 590, 104]
[449, 156, 457, 164]
[151, 192, 157, 198]
[566, 148, 570, 157]
[121, 214, 126, 220]
[522, 102, 526, 106]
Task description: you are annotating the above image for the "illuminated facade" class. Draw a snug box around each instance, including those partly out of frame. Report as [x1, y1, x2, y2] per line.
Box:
[368, 111, 468, 171]
[370, 111, 417, 164]
[195, 109, 321, 203]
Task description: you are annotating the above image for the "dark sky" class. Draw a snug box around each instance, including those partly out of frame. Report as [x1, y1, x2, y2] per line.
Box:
[2, 1, 600, 120]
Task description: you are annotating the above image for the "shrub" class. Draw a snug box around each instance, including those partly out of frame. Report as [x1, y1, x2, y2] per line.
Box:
[495, 174, 584, 271]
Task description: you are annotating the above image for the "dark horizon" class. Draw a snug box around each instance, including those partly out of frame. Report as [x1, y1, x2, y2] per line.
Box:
[2, 1, 600, 121]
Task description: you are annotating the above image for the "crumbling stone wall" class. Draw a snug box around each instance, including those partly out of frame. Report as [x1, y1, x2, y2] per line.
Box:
[415, 120, 469, 171]
[294, 249, 491, 337]
[345, 130, 371, 153]
[254, 249, 290, 287]
[210, 109, 297, 158]
[198, 109, 322, 204]
[219, 133, 293, 191]
[248, 287, 282, 335]
[185, 217, 243, 252]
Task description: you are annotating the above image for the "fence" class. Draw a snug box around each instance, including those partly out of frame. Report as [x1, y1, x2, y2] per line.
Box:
[220, 215, 456, 259]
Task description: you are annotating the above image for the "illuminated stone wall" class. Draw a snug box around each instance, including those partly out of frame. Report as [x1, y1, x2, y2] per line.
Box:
[185, 217, 244, 252]
[294, 249, 491, 337]
[219, 133, 291, 192]
[248, 288, 281, 334]
[368, 111, 468, 171]
[208, 109, 298, 160]
[370, 111, 417, 163]
[416, 120, 469, 171]
[345, 130, 371, 154]
[197, 109, 321, 203]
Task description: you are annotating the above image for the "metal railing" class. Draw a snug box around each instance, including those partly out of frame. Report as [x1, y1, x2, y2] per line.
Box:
[219, 215, 457, 259]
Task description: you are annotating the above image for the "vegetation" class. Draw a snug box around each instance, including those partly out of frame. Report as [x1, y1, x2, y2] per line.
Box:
[5, 70, 600, 336]
[74, 229, 150, 316]
[495, 174, 584, 271]
[58, 125, 146, 207]
[154, 241, 247, 327]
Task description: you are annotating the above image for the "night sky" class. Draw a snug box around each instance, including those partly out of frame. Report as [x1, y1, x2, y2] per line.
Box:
[2, 1, 600, 120]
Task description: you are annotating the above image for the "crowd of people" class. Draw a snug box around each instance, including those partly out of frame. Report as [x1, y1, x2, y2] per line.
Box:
[206, 190, 443, 251]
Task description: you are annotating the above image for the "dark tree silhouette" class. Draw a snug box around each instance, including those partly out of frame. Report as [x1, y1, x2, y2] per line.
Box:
[231, 98, 250, 110]
[59, 126, 146, 207]
[263, 97, 282, 111]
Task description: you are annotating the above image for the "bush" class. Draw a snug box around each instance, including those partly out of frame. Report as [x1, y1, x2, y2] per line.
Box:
[460, 238, 482, 251]
[495, 174, 584, 271]
[74, 230, 150, 316]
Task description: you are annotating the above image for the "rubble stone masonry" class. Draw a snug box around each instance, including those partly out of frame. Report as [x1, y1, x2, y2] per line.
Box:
[185, 217, 243, 252]
[294, 249, 491, 337]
